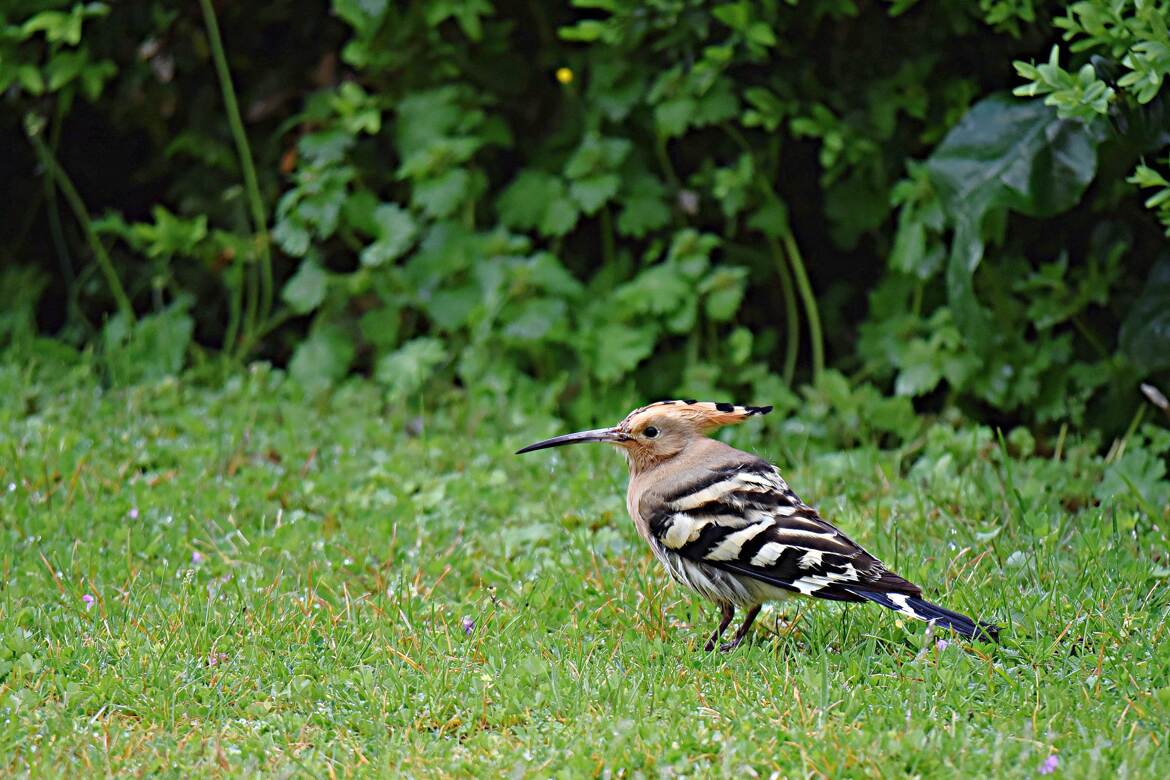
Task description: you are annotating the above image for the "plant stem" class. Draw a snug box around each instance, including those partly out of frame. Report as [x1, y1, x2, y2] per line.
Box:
[780, 228, 824, 382]
[28, 128, 135, 325]
[199, 0, 273, 356]
[654, 134, 681, 192]
[769, 237, 800, 385]
[721, 123, 825, 382]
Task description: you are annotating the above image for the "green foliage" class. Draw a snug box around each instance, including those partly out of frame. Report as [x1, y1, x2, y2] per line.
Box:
[2, 0, 1169, 436]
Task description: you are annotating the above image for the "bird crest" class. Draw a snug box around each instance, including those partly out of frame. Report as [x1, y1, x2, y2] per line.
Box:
[619, 400, 772, 433]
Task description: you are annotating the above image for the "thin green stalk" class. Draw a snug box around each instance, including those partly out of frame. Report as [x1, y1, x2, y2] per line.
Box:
[768, 237, 800, 385]
[28, 128, 135, 325]
[721, 123, 824, 382]
[654, 134, 681, 191]
[222, 262, 243, 363]
[781, 229, 824, 382]
[199, 0, 273, 355]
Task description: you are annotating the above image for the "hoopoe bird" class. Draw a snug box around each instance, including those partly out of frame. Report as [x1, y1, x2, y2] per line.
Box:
[518, 400, 999, 651]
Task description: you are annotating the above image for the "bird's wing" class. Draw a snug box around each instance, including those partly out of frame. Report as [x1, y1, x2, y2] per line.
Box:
[643, 459, 921, 602]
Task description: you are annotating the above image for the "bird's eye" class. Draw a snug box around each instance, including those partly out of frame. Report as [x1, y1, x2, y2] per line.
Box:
[643, 426, 659, 438]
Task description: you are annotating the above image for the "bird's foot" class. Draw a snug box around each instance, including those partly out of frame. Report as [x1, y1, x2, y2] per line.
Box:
[718, 637, 745, 653]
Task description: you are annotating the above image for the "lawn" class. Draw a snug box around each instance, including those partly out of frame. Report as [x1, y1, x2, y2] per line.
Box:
[1, 363, 1168, 777]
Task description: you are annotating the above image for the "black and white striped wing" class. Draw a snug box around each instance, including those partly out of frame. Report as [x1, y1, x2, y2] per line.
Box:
[645, 460, 920, 602]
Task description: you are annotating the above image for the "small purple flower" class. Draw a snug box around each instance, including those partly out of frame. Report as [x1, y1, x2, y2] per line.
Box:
[82, 594, 94, 610]
[191, 550, 204, 565]
[461, 616, 475, 636]
[128, 507, 139, 520]
[935, 639, 949, 651]
[1039, 754, 1059, 775]
[207, 652, 228, 666]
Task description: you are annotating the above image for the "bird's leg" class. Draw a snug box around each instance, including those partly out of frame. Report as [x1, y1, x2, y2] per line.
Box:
[704, 603, 736, 651]
[720, 605, 762, 652]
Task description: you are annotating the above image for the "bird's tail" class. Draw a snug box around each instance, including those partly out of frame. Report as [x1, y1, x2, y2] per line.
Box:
[848, 589, 1000, 642]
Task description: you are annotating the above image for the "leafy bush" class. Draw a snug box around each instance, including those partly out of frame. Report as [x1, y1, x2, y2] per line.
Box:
[2, 0, 1169, 434]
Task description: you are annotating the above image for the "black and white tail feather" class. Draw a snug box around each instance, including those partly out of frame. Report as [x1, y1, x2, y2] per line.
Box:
[644, 458, 1000, 642]
[847, 590, 999, 641]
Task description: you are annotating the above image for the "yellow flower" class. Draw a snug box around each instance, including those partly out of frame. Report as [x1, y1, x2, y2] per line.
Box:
[555, 67, 573, 85]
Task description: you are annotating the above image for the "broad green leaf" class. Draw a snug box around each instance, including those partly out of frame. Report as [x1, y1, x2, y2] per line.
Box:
[1120, 257, 1170, 372]
[503, 298, 568, 342]
[360, 204, 417, 267]
[424, 286, 480, 332]
[655, 98, 696, 137]
[926, 95, 1101, 344]
[290, 325, 354, 395]
[359, 306, 400, 348]
[727, 327, 753, 365]
[498, 171, 562, 231]
[700, 266, 748, 321]
[412, 168, 472, 219]
[540, 197, 580, 237]
[592, 324, 656, 381]
[375, 337, 447, 399]
[282, 261, 329, 314]
[617, 174, 671, 238]
[527, 252, 584, 298]
[569, 173, 620, 214]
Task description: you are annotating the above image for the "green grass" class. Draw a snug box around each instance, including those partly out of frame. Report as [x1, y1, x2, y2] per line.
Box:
[1, 364, 1168, 777]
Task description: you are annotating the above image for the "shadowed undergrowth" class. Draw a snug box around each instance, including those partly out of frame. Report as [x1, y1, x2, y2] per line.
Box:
[1, 364, 1168, 777]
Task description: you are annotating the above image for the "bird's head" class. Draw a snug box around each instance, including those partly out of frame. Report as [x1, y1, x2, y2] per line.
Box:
[516, 400, 772, 472]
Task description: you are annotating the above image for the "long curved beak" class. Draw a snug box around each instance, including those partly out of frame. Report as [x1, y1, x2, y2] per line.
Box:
[515, 427, 627, 454]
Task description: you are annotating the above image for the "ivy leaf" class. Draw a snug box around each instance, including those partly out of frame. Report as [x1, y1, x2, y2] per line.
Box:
[1120, 257, 1170, 372]
[360, 204, 417, 267]
[375, 337, 448, 399]
[281, 261, 328, 314]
